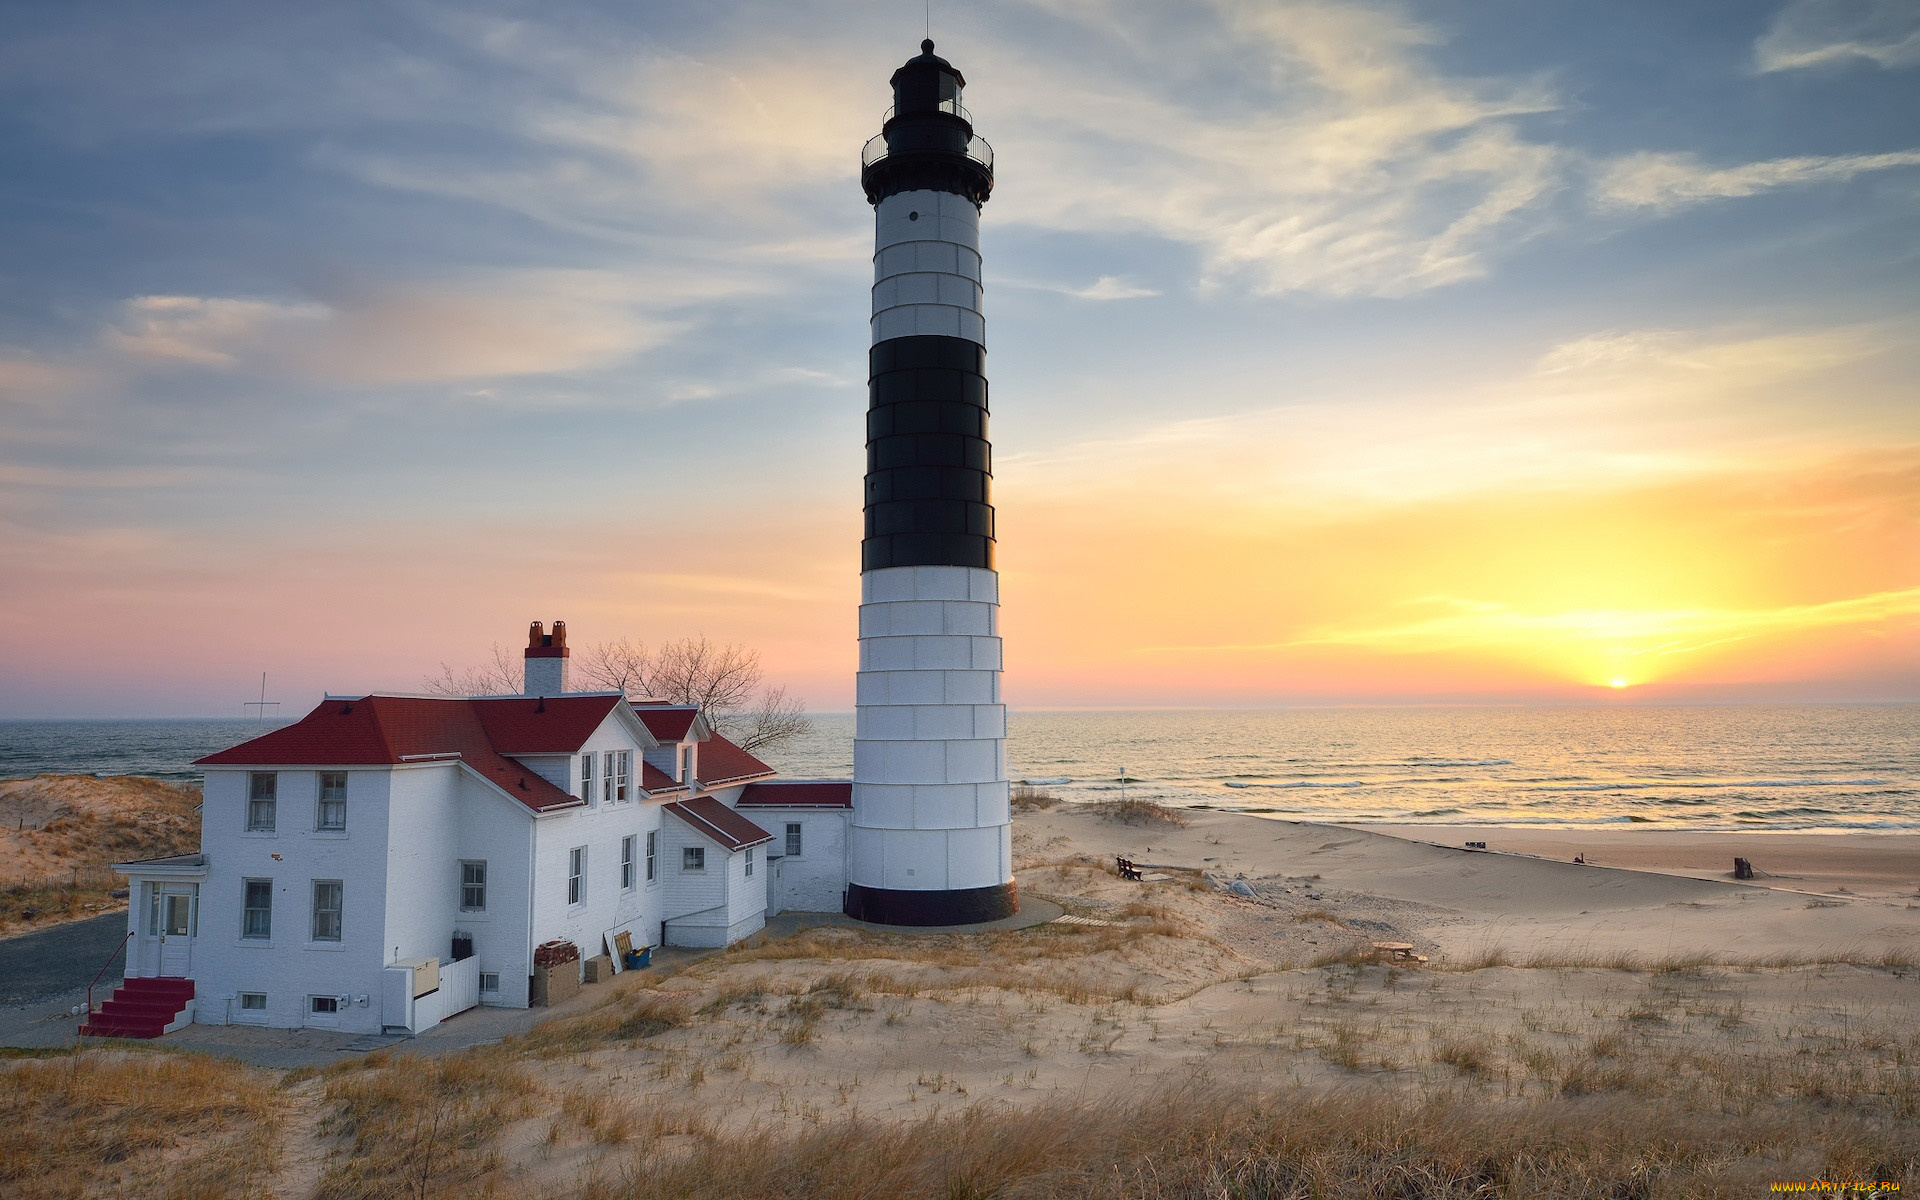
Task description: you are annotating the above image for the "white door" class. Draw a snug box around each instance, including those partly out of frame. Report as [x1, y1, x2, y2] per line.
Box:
[157, 885, 195, 977]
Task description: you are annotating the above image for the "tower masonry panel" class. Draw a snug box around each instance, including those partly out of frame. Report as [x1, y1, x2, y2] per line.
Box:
[849, 41, 1014, 925]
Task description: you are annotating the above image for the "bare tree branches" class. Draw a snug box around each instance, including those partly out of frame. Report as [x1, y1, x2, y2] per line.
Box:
[429, 632, 813, 754]
[728, 683, 813, 754]
[421, 644, 520, 697]
[572, 637, 650, 699]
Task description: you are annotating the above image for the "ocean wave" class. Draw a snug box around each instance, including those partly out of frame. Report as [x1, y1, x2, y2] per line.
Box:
[1400, 758, 1513, 768]
[1224, 780, 1369, 790]
[1529, 779, 1886, 793]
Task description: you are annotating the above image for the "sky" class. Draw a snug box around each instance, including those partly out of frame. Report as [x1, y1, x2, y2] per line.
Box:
[0, 0, 1916, 717]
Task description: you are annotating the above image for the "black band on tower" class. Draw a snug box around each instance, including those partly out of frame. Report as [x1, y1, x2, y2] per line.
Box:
[845, 880, 1019, 926]
[863, 334, 994, 572]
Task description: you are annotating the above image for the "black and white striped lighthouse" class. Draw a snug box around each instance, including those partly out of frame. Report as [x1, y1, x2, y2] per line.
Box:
[845, 40, 1014, 925]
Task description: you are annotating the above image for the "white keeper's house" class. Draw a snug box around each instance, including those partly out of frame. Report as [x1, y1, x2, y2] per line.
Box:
[97, 622, 851, 1038]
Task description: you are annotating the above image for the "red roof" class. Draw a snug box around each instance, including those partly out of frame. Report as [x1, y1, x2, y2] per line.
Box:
[632, 704, 700, 742]
[737, 781, 852, 809]
[192, 695, 610, 813]
[640, 762, 688, 795]
[696, 735, 776, 788]
[663, 796, 773, 851]
[470, 694, 628, 753]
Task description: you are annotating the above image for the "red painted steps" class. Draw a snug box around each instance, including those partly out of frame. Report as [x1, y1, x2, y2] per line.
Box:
[80, 977, 194, 1039]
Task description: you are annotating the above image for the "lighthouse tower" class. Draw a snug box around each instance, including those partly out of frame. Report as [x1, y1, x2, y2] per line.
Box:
[846, 41, 1014, 925]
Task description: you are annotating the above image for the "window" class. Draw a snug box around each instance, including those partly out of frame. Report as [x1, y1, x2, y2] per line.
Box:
[745, 846, 754, 878]
[479, 973, 500, 994]
[613, 751, 630, 802]
[680, 745, 694, 785]
[579, 753, 594, 802]
[786, 822, 803, 858]
[460, 861, 487, 912]
[645, 831, 657, 882]
[238, 992, 267, 1011]
[317, 772, 347, 831]
[242, 879, 272, 939]
[621, 835, 636, 890]
[682, 845, 705, 871]
[568, 847, 586, 905]
[247, 772, 277, 832]
[309, 995, 339, 1015]
[311, 880, 343, 942]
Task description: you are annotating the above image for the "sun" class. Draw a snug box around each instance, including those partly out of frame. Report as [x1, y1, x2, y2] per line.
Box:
[1608, 678, 1630, 689]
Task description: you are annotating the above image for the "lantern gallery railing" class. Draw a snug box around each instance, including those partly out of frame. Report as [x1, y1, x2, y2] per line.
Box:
[861, 132, 994, 171]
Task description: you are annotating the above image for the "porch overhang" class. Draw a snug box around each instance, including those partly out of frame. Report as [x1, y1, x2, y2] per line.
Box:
[112, 853, 209, 879]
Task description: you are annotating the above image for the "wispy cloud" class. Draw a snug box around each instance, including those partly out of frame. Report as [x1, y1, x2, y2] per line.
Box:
[1005, 323, 1903, 513]
[1755, 0, 1920, 72]
[1594, 148, 1920, 211]
[989, 0, 1563, 297]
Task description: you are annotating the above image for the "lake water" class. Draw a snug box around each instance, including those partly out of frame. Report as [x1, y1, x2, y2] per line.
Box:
[3, 705, 1914, 833]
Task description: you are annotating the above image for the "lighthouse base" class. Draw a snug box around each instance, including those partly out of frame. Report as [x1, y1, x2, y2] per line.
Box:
[844, 880, 1018, 927]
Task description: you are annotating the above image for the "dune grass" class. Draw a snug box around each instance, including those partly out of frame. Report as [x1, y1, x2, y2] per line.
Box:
[0, 1051, 283, 1200]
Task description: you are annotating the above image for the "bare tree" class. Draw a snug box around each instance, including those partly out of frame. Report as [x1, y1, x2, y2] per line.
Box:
[422, 644, 520, 696]
[571, 636, 651, 699]
[726, 682, 814, 754]
[433, 632, 813, 754]
[645, 636, 762, 718]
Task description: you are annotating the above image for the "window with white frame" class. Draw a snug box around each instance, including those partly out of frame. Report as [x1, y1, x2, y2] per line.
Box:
[645, 830, 657, 882]
[579, 753, 594, 802]
[311, 880, 343, 942]
[609, 750, 630, 802]
[621, 835, 636, 890]
[316, 771, 347, 831]
[568, 846, 586, 905]
[479, 973, 500, 993]
[680, 745, 694, 785]
[238, 992, 267, 1011]
[242, 879, 272, 939]
[247, 773, 277, 831]
[682, 845, 705, 871]
[460, 860, 487, 912]
[309, 995, 339, 1015]
[745, 846, 754, 878]
[785, 822, 803, 857]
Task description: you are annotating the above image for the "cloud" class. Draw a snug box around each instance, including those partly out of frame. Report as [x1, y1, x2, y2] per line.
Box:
[99, 271, 686, 386]
[1067, 276, 1161, 300]
[1755, 0, 1920, 72]
[988, 0, 1563, 297]
[1593, 148, 1920, 211]
[1004, 323, 1902, 513]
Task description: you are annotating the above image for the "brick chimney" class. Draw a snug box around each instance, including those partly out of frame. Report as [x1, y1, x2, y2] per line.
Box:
[524, 620, 569, 695]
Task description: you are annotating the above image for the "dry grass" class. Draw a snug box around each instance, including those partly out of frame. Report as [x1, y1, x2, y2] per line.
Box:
[1089, 797, 1191, 827]
[315, 1052, 538, 1199]
[567, 1081, 1918, 1198]
[1442, 943, 1920, 973]
[0, 775, 201, 934]
[0, 1051, 283, 1200]
[513, 988, 693, 1058]
[1010, 785, 1061, 812]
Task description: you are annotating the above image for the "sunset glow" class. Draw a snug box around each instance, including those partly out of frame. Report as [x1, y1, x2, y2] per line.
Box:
[0, 1, 1914, 716]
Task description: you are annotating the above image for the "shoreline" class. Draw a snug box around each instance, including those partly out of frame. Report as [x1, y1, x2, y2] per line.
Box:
[1347, 821, 1920, 899]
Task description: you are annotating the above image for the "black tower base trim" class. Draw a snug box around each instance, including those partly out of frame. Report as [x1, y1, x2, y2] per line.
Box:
[844, 880, 1018, 926]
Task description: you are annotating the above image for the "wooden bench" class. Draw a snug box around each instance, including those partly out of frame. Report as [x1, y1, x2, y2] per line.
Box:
[1371, 941, 1428, 964]
[1115, 856, 1144, 882]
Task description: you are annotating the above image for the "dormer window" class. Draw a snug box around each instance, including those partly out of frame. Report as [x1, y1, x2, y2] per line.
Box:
[579, 753, 593, 803]
[611, 750, 630, 802]
[680, 745, 694, 787]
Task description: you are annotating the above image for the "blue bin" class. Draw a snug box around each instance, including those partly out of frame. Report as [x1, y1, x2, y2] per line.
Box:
[624, 947, 652, 970]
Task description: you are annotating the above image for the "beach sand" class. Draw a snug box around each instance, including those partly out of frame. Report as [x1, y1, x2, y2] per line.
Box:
[1359, 822, 1920, 899]
[13, 798, 1920, 1196]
